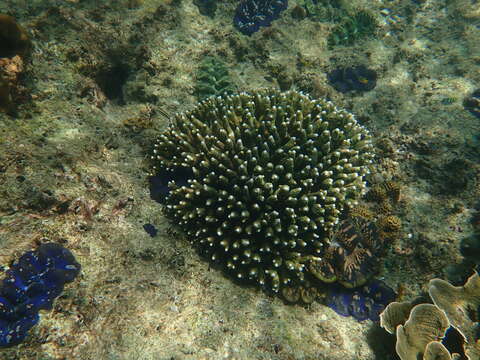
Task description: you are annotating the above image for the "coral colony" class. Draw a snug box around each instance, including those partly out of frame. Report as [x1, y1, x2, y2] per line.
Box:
[234, 0, 288, 35]
[149, 89, 396, 312]
[328, 65, 378, 94]
[0, 243, 80, 347]
[380, 273, 480, 359]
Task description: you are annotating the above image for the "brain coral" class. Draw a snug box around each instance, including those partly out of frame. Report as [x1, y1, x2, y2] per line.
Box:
[151, 89, 373, 293]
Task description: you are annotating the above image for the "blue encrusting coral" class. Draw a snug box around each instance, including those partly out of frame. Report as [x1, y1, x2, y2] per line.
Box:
[328, 65, 377, 93]
[326, 279, 396, 321]
[234, 0, 288, 35]
[143, 223, 158, 237]
[0, 243, 80, 347]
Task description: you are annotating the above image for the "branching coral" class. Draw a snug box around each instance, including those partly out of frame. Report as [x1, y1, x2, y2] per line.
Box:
[151, 89, 374, 294]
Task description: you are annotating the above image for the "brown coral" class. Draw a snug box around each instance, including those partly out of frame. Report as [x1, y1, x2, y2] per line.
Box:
[379, 301, 414, 334]
[380, 273, 480, 360]
[367, 180, 401, 205]
[395, 303, 450, 360]
[0, 14, 30, 113]
[308, 214, 392, 288]
[377, 215, 402, 234]
[0, 14, 30, 58]
[0, 55, 25, 112]
[429, 273, 480, 359]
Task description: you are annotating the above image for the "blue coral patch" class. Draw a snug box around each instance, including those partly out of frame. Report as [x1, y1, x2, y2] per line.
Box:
[328, 65, 377, 93]
[234, 0, 288, 35]
[0, 243, 80, 347]
[143, 223, 158, 237]
[326, 279, 396, 322]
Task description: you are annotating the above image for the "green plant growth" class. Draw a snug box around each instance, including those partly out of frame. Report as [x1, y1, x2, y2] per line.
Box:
[328, 10, 378, 47]
[195, 56, 235, 101]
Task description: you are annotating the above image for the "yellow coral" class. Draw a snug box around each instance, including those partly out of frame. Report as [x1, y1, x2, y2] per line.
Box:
[377, 215, 402, 233]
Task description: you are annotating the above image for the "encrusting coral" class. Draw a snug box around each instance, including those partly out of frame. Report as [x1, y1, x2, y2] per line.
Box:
[0, 243, 81, 347]
[151, 89, 374, 294]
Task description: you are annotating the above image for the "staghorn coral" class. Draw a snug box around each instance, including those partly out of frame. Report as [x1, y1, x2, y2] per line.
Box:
[151, 89, 374, 294]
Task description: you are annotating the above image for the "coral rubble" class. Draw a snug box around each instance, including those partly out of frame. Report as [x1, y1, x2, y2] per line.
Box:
[151, 89, 374, 294]
[0, 243, 81, 347]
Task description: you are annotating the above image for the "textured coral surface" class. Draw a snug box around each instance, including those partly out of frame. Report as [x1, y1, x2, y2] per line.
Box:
[0, 0, 479, 359]
[0, 243, 80, 347]
[152, 89, 373, 295]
